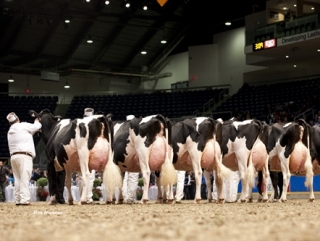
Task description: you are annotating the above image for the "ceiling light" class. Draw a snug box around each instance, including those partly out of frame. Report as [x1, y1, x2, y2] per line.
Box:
[105, 0, 110, 4]
[141, 51, 147, 54]
[286, 55, 289, 58]
[64, 81, 70, 89]
[225, 21, 231, 26]
[283, 7, 287, 10]
[125, 0, 130, 7]
[294, 65, 297, 67]
[143, 5, 147, 10]
[87, 35, 93, 43]
[294, 4, 297, 7]
[161, 39, 167, 44]
[311, 7, 314, 10]
[8, 75, 14, 83]
[65, 17, 70, 23]
[317, 49, 320, 52]
[86, 0, 90, 2]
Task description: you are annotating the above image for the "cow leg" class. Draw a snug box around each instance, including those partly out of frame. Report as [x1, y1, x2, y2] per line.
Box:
[237, 160, 249, 203]
[261, 157, 270, 202]
[269, 171, 279, 202]
[47, 161, 57, 205]
[78, 152, 91, 205]
[189, 151, 203, 204]
[85, 170, 95, 204]
[279, 157, 291, 202]
[304, 154, 315, 202]
[65, 170, 74, 205]
[203, 170, 212, 203]
[175, 170, 186, 203]
[140, 160, 150, 204]
[155, 173, 164, 204]
[118, 172, 125, 204]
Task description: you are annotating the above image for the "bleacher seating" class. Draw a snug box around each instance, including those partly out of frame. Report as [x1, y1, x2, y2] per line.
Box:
[65, 88, 228, 121]
[214, 78, 320, 121]
[0, 95, 58, 157]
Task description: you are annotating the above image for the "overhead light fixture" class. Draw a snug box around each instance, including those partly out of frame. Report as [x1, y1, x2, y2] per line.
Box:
[317, 49, 320, 52]
[65, 17, 70, 23]
[286, 55, 289, 58]
[160, 37, 167, 44]
[64, 81, 70, 89]
[311, 7, 315, 10]
[143, 5, 148, 10]
[294, 4, 297, 7]
[225, 21, 231, 26]
[125, 0, 130, 8]
[86, 0, 90, 2]
[294, 65, 297, 67]
[105, 0, 110, 4]
[8, 75, 14, 83]
[87, 35, 93, 43]
[141, 51, 147, 54]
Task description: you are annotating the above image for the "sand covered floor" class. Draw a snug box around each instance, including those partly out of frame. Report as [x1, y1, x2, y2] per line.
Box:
[1, 199, 320, 241]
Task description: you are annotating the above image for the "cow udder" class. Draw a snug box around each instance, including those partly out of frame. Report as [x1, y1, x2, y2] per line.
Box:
[251, 140, 268, 171]
[88, 137, 109, 172]
[289, 141, 308, 174]
[149, 136, 166, 171]
[201, 140, 221, 171]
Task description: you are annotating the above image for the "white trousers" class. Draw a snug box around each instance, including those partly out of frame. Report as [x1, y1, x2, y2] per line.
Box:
[10, 154, 33, 204]
[175, 170, 186, 201]
[122, 172, 139, 202]
[212, 170, 240, 202]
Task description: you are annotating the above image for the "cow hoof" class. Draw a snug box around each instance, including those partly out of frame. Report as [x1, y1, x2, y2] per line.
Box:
[167, 199, 174, 204]
[105, 200, 113, 205]
[48, 201, 56, 205]
[211, 199, 217, 203]
[240, 199, 247, 203]
[156, 198, 163, 204]
[207, 199, 213, 203]
[218, 199, 225, 204]
[309, 198, 315, 203]
[118, 199, 124, 204]
[140, 199, 148, 205]
[262, 199, 268, 203]
[279, 199, 287, 203]
[68, 200, 74, 205]
[193, 199, 201, 204]
[248, 198, 253, 203]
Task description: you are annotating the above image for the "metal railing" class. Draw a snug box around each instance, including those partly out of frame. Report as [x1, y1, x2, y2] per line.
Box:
[294, 108, 314, 122]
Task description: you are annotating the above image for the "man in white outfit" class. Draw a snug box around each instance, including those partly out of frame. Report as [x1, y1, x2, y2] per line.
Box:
[78, 108, 96, 203]
[122, 114, 139, 204]
[7, 112, 42, 206]
[212, 170, 240, 202]
[175, 170, 186, 203]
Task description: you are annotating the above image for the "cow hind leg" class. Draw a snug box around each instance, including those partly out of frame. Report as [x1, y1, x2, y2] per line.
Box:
[261, 157, 270, 202]
[304, 156, 315, 202]
[65, 170, 74, 205]
[47, 161, 57, 205]
[279, 158, 291, 203]
[203, 170, 213, 203]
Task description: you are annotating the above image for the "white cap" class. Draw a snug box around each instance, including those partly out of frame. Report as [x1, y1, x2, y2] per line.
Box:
[126, 115, 135, 121]
[84, 108, 94, 117]
[7, 112, 18, 123]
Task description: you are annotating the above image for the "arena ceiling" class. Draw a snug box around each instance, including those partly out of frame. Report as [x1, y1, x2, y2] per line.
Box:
[0, 0, 267, 78]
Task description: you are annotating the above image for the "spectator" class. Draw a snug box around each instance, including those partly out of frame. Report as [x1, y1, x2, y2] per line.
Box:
[7, 112, 41, 206]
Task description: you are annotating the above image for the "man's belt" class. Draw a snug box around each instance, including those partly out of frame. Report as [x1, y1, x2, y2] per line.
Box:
[11, 152, 33, 158]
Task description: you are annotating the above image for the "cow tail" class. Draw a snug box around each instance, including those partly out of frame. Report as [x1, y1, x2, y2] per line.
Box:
[103, 127, 122, 201]
[160, 121, 177, 188]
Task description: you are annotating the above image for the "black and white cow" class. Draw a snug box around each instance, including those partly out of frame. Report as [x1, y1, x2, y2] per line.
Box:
[220, 119, 270, 202]
[171, 117, 231, 204]
[113, 114, 177, 204]
[29, 109, 122, 205]
[268, 119, 314, 202]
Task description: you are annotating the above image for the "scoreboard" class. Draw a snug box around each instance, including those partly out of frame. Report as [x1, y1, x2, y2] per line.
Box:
[253, 38, 277, 51]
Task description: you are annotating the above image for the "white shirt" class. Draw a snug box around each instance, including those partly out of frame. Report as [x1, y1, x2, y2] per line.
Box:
[7, 121, 42, 158]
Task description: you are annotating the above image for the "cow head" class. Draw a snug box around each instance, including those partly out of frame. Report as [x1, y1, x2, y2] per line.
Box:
[29, 109, 62, 121]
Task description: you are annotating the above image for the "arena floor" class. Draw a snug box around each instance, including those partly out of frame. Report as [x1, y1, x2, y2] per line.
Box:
[1, 197, 320, 241]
